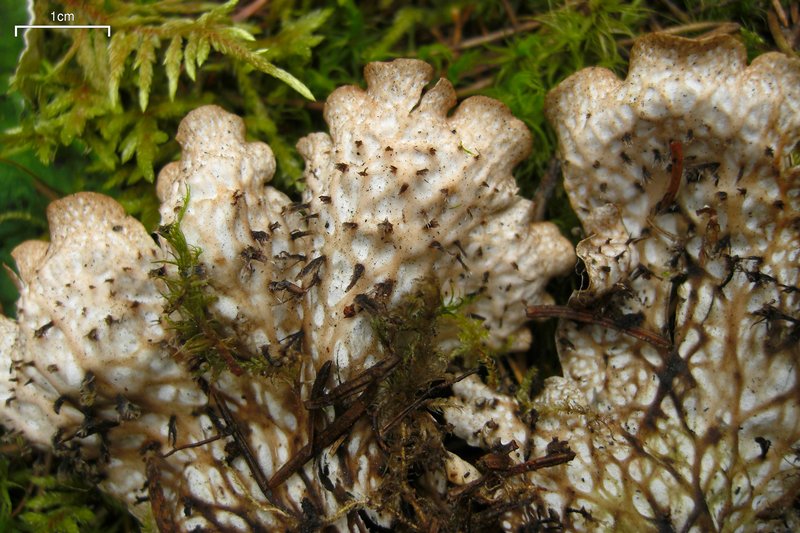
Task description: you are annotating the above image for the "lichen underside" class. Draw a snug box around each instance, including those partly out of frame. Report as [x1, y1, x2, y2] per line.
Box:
[530, 34, 800, 531]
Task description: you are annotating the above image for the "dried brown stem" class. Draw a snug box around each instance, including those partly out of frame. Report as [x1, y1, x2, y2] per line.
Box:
[455, 77, 494, 97]
[456, 20, 540, 50]
[772, 0, 790, 27]
[500, 0, 519, 28]
[378, 369, 478, 437]
[268, 383, 375, 490]
[232, 0, 268, 22]
[659, 0, 691, 24]
[450, 447, 575, 500]
[0, 158, 61, 202]
[161, 433, 223, 458]
[270, 356, 401, 490]
[305, 355, 399, 410]
[768, 10, 797, 56]
[504, 450, 576, 476]
[532, 158, 561, 222]
[525, 305, 672, 350]
[209, 387, 289, 514]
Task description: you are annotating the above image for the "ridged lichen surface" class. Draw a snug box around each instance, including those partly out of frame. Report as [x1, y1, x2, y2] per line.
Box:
[532, 33, 800, 531]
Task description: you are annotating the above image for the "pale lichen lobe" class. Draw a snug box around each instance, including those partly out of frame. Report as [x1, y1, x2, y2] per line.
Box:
[533, 33, 800, 531]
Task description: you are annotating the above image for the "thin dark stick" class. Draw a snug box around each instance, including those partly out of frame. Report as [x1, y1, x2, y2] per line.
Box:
[526, 305, 672, 350]
[532, 158, 560, 222]
[162, 434, 224, 458]
[504, 450, 576, 475]
[269, 383, 377, 490]
[378, 369, 479, 437]
[270, 354, 403, 489]
[210, 388, 289, 514]
[0, 158, 61, 201]
[655, 140, 683, 214]
[451, 449, 576, 500]
[304, 355, 399, 410]
[456, 20, 540, 50]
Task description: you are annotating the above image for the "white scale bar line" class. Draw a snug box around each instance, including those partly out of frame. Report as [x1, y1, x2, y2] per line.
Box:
[15, 25, 111, 37]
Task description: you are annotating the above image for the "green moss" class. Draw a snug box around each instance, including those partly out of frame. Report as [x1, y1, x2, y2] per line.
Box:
[154, 191, 294, 379]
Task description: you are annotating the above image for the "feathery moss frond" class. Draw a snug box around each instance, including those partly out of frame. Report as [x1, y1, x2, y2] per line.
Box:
[153, 191, 293, 380]
[5, 0, 321, 197]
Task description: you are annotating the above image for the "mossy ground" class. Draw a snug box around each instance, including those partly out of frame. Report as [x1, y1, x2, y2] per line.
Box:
[0, 0, 795, 530]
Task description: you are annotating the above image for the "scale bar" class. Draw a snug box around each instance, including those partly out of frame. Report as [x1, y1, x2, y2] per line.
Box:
[15, 25, 111, 37]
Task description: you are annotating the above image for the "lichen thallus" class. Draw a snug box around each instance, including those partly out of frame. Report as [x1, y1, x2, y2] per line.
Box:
[527, 137, 684, 353]
[153, 191, 576, 526]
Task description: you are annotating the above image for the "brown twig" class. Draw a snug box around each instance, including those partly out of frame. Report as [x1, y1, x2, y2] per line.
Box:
[532, 158, 561, 222]
[772, 0, 789, 27]
[378, 369, 478, 438]
[161, 433, 224, 458]
[526, 305, 672, 350]
[0, 158, 61, 202]
[232, 0, 269, 22]
[768, 10, 797, 56]
[659, 0, 691, 24]
[209, 387, 290, 514]
[456, 20, 540, 50]
[0, 442, 26, 455]
[304, 355, 399, 410]
[504, 450, 576, 476]
[146, 457, 177, 531]
[270, 356, 401, 489]
[268, 383, 376, 490]
[451, 445, 575, 499]
[618, 22, 740, 46]
[500, 0, 519, 29]
[455, 77, 494, 97]
[697, 22, 742, 39]
[792, 4, 800, 49]
[654, 140, 683, 214]
[450, 7, 465, 49]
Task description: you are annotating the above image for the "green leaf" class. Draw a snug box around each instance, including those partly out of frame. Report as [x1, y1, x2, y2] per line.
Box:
[196, 35, 211, 68]
[119, 128, 138, 165]
[134, 117, 168, 182]
[205, 0, 240, 19]
[254, 60, 314, 101]
[184, 33, 198, 81]
[259, 9, 332, 62]
[115, 114, 168, 182]
[107, 31, 138, 107]
[84, 132, 119, 172]
[34, 137, 57, 163]
[0, 457, 20, 518]
[210, 29, 315, 100]
[164, 35, 183, 100]
[76, 33, 101, 92]
[226, 27, 256, 42]
[134, 34, 160, 111]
